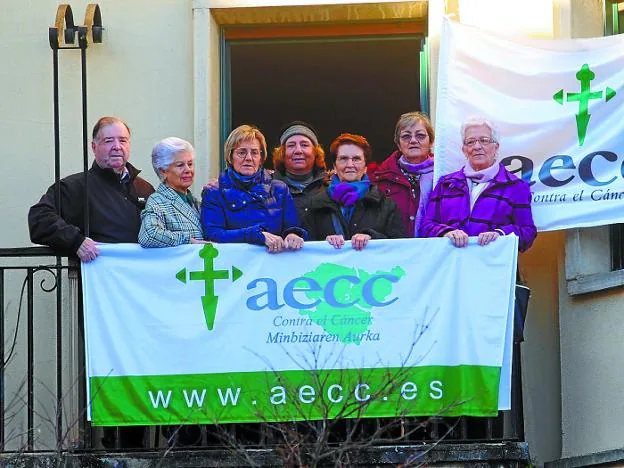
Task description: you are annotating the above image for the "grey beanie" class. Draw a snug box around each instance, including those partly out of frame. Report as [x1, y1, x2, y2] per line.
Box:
[279, 123, 319, 146]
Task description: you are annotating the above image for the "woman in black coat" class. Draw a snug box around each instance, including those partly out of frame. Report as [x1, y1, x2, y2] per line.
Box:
[304, 133, 405, 249]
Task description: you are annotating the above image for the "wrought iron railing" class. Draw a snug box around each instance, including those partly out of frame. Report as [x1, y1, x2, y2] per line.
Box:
[0, 247, 524, 455]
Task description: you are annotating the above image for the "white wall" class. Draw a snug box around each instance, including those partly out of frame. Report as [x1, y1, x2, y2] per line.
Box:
[0, 0, 194, 249]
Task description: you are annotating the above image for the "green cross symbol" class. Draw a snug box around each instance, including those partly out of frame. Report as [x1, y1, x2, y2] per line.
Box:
[175, 244, 243, 331]
[553, 63, 616, 146]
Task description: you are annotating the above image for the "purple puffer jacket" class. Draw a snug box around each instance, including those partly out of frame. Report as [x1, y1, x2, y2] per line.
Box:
[421, 163, 537, 252]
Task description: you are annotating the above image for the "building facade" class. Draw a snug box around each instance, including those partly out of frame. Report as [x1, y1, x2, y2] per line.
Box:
[0, 0, 622, 465]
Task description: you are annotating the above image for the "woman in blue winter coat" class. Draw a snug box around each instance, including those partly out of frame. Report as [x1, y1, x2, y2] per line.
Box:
[201, 124, 307, 253]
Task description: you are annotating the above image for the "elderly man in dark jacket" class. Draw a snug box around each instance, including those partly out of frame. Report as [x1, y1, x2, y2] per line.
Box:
[29, 116, 154, 262]
[28, 116, 154, 449]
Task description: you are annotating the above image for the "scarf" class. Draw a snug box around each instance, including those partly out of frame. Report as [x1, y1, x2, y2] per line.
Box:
[227, 166, 263, 189]
[284, 170, 314, 193]
[327, 174, 370, 223]
[398, 155, 434, 237]
[464, 162, 500, 211]
[463, 161, 500, 184]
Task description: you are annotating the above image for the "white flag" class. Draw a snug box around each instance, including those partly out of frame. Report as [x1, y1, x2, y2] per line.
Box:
[435, 17, 624, 231]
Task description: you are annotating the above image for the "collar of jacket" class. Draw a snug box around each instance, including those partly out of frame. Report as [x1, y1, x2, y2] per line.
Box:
[272, 167, 327, 193]
[158, 182, 198, 206]
[157, 182, 201, 218]
[218, 168, 274, 209]
[443, 162, 514, 191]
[368, 150, 411, 187]
[90, 161, 142, 183]
[220, 168, 272, 191]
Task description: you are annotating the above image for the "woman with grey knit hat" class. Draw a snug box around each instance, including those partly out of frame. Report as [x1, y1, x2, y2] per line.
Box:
[271, 120, 328, 221]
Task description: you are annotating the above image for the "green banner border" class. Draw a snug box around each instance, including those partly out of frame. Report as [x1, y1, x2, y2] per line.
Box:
[90, 365, 501, 426]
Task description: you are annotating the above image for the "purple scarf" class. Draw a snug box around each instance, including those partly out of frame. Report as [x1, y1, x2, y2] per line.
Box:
[398, 155, 434, 237]
[463, 162, 500, 183]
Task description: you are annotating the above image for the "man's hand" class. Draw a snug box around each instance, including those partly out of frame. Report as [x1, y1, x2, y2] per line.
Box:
[351, 233, 371, 250]
[326, 234, 345, 249]
[262, 232, 285, 253]
[284, 233, 304, 250]
[77, 237, 100, 262]
[444, 229, 469, 248]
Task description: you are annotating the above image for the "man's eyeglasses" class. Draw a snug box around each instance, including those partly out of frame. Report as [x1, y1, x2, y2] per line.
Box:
[463, 137, 496, 147]
[234, 149, 262, 160]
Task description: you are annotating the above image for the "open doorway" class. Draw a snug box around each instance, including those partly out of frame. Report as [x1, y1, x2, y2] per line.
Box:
[224, 32, 425, 167]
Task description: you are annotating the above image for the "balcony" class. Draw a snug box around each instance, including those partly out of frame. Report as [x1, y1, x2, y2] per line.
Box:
[0, 247, 529, 466]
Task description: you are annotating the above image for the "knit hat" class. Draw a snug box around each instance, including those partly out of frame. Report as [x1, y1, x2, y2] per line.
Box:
[279, 121, 319, 146]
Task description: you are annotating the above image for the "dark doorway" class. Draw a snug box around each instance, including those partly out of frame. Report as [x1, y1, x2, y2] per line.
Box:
[226, 35, 423, 167]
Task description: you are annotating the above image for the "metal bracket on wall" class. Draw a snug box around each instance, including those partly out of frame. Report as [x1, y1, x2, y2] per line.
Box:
[45, 3, 103, 453]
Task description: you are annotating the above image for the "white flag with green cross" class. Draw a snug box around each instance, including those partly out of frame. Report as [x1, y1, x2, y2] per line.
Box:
[435, 17, 624, 231]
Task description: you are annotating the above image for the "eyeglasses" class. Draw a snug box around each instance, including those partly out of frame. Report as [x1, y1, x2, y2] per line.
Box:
[463, 137, 496, 147]
[336, 155, 365, 165]
[234, 148, 262, 160]
[399, 133, 429, 142]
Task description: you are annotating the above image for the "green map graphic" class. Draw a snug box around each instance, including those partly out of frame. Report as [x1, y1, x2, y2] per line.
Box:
[298, 263, 405, 345]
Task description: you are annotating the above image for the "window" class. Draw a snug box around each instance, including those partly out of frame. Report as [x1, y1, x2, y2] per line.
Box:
[604, 0, 624, 35]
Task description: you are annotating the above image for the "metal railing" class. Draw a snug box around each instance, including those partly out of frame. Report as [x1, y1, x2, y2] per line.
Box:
[0, 247, 524, 455]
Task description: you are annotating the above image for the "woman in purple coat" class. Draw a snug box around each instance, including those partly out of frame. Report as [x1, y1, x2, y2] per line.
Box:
[421, 117, 536, 252]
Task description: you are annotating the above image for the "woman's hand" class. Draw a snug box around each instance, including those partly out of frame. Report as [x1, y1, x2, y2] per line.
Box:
[326, 234, 345, 249]
[262, 232, 285, 253]
[444, 229, 469, 248]
[203, 178, 219, 191]
[284, 233, 304, 250]
[190, 238, 211, 244]
[351, 233, 371, 250]
[477, 231, 500, 246]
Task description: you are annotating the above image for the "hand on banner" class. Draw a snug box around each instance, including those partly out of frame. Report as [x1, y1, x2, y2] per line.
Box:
[284, 233, 304, 250]
[326, 234, 345, 249]
[351, 233, 371, 250]
[263, 231, 285, 253]
[477, 231, 500, 246]
[190, 238, 211, 244]
[77, 237, 100, 262]
[444, 229, 469, 248]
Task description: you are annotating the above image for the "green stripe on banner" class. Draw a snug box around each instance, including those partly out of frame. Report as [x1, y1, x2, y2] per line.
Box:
[90, 365, 501, 426]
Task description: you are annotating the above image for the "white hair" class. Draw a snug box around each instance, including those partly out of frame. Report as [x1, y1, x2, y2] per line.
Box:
[460, 117, 500, 143]
[151, 137, 195, 181]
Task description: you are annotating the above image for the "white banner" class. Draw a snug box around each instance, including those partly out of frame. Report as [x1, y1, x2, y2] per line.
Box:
[82, 238, 517, 425]
[435, 17, 624, 231]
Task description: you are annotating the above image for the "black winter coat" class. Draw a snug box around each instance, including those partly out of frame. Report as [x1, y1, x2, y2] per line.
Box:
[303, 185, 405, 241]
[28, 162, 155, 255]
[272, 168, 327, 222]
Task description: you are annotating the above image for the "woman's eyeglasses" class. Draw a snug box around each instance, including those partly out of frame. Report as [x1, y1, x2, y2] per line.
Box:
[463, 137, 496, 147]
[234, 149, 262, 160]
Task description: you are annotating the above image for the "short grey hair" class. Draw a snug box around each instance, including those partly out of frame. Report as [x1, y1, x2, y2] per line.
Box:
[151, 137, 195, 181]
[460, 117, 500, 143]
